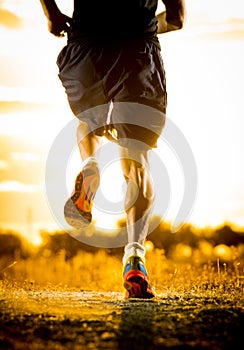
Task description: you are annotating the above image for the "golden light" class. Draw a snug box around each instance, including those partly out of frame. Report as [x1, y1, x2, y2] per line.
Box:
[213, 244, 232, 262]
[30, 232, 43, 247]
[198, 240, 213, 257]
[145, 240, 154, 253]
[174, 243, 192, 260]
[0, 0, 244, 239]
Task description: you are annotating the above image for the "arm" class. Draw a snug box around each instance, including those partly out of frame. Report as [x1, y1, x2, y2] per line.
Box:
[157, 0, 186, 34]
[39, 0, 72, 37]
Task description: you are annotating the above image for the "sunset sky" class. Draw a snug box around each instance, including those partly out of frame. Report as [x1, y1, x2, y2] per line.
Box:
[0, 0, 244, 244]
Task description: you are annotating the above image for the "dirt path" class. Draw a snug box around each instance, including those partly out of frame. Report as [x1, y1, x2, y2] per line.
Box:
[0, 288, 243, 349]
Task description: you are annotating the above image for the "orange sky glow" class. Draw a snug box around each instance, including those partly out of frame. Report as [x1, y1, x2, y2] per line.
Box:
[0, 0, 244, 244]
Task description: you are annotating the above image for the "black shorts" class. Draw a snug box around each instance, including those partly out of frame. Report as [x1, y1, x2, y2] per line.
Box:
[57, 37, 167, 149]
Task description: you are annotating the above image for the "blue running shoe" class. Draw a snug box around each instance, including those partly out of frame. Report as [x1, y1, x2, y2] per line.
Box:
[123, 256, 155, 299]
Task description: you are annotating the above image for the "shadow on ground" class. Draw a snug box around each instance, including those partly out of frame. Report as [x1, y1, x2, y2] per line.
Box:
[0, 289, 243, 349]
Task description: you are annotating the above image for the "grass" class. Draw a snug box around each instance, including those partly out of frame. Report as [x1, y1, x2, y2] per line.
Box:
[0, 227, 243, 350]
[1, 242, 243, 303]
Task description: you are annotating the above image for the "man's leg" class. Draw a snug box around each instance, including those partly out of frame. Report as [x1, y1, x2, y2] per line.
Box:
[119, 147, 154, 244]
[64, 121, 102, 229]
[120, 146, 155, 298]
[76, 121, 102, 162]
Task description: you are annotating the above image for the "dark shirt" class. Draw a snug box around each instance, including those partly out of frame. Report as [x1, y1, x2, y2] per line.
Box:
[71, 0, 183, 43]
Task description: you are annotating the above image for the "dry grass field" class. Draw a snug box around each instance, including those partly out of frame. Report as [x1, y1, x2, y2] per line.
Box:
[0, 224, 243, 349]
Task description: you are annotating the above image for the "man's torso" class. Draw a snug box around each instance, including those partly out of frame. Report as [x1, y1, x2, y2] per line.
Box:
[72, 0, 159, 41]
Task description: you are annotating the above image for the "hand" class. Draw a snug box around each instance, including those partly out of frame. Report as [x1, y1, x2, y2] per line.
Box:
[47, 12, 73, 37]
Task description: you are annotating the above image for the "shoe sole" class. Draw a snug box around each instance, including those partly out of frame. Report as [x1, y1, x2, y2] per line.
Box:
[64, 198, 91, 230]
[124, 270, 155, 299]
[64, 167, 99, 230]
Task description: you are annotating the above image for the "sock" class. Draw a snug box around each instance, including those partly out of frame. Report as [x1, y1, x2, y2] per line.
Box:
[123, 242, 145, 266]
[82, 156, 98, 168]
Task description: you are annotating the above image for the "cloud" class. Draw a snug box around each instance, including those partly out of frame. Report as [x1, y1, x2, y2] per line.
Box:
[0, 101, 58, 121]
[228, 18, 244, 25]
[0, 180, 43, 193]
[185, 17, 244, 41]
[0, 135, 46, 186]
[11, 152, 41, 163]
[190, 17, 244, 28]
[0, 101, 46, 114]
[0, 160, 8, 169]
[0, 9, 24, 29]
[195, 27, 244, 41]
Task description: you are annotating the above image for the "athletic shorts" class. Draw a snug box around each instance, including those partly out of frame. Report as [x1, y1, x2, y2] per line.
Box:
[56, 37, 167, 149]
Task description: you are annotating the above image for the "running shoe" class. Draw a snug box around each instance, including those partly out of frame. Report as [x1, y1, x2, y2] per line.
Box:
[123, 255, 155, 299]
[64, 163, 100, 229]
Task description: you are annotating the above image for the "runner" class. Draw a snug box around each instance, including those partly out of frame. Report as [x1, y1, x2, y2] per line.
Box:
[39, 0, 186, 298]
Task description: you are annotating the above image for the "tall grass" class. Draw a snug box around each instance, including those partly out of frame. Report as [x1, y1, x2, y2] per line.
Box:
[1, 242, 243, 300]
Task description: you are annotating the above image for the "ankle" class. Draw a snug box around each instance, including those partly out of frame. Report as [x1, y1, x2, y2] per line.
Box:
[123, 242, 145, 266]
[83, 156, 98, 168]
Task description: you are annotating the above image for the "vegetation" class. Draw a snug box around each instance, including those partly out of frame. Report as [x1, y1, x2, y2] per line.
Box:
[0, 220, 243, 296]
[0, 221, 243, 350]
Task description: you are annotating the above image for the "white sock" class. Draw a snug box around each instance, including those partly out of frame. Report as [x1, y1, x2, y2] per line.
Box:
[82, 156, 98, 168]
[123, 242, 145, 266]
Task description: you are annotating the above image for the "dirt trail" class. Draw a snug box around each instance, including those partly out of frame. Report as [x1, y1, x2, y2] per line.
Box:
[0, 288, 243, 350]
